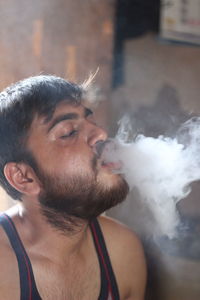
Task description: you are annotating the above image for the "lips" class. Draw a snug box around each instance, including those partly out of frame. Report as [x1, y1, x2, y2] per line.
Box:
[101, 160, 122, 171]
[94, 140, 108, 158]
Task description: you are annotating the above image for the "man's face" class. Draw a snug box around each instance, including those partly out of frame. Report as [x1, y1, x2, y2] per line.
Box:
[27, 101, 129, 220]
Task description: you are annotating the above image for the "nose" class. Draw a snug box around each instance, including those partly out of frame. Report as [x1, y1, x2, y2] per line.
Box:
[87, 124, 108, 148]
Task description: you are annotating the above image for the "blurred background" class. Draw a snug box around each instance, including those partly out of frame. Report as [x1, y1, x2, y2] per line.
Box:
[0, 0, 200, 299]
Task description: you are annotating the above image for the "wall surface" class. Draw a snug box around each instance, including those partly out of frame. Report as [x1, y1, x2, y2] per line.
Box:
[0, 0, 114, 88]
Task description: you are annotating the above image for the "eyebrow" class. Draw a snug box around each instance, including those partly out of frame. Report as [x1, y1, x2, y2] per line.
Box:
[47, 107, 93, 132]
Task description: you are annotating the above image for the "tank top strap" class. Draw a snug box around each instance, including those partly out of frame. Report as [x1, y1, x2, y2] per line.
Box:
[90, 218, 120, 300]
[0, 213, 42, 300]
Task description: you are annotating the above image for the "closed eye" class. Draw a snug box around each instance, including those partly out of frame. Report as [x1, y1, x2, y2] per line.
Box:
[60, 130, 78, 139]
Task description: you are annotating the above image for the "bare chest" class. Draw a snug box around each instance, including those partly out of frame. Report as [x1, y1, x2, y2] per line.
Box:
[33, 256, 101, 300]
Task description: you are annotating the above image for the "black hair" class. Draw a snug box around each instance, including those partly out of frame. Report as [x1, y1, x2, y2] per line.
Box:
[0, 75, 83, 199]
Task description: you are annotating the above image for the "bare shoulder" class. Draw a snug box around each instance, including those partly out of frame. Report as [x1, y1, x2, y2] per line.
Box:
[98, 215, 145, 262]
[98, 215, 142, 248]
[0, 224, 20, 299]
[98, 215, 147, 300]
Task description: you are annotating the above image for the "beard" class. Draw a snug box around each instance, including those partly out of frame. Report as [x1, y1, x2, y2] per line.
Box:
[36, 166, 129, 232]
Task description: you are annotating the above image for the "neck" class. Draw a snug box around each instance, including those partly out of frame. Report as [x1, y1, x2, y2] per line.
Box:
[6, 199, 90, 262]
[39, 203, 87, 235]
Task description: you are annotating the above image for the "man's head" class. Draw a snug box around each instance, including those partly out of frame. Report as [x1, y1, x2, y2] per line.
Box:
[0, 75, 82, 199]
[0, 75, 129, 223]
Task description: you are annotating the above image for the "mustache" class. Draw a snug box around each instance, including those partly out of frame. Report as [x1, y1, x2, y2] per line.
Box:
[94, 140, 111, 158]
[91, 140, 110, 171]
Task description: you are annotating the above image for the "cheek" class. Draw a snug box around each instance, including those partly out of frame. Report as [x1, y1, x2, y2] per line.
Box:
[66, 156, 94, 176]
[45, 152, 94, 179]
[33, 141, 95, 176]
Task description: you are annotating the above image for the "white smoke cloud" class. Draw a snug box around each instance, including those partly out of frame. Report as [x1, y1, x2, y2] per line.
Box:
[102, 116, 200, 238]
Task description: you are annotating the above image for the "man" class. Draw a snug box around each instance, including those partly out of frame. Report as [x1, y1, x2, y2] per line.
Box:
[0, 75, 146, 300]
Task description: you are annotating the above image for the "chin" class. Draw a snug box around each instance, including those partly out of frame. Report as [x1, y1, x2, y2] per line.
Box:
[97, 168, 126, 188]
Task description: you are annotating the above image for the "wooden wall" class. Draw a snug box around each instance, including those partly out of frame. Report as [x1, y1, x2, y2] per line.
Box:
[0, 0, 115, 89]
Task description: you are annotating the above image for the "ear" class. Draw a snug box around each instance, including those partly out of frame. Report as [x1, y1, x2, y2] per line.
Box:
[4, 162, 41, 196]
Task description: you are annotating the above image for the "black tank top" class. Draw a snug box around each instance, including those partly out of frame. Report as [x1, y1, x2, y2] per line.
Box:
[0, 213, 120, 300]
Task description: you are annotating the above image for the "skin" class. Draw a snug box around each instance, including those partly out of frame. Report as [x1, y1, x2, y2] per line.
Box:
[0, 102, 146, 300]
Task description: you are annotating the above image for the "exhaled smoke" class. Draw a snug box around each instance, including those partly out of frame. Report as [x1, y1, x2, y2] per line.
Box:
[102, 116, 200, 238]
